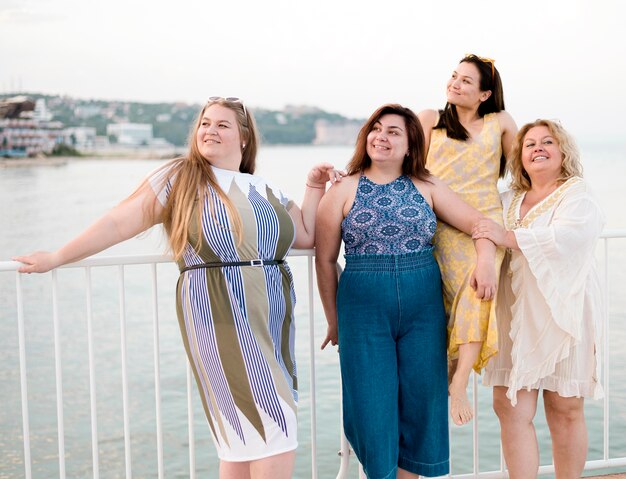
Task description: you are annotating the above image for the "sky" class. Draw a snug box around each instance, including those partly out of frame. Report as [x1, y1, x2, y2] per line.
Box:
[1, 0, 625, 144]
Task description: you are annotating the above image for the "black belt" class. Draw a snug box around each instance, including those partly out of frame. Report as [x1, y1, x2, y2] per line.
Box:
[180, 259, 285, 274]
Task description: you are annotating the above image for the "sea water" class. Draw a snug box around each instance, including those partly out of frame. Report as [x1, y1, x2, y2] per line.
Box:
[1, 143, 625, 478]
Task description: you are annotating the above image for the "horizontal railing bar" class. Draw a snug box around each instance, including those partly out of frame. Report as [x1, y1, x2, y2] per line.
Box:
[452, 457, 626, 479]
[3, 228, 625, 272]
[0, 249, 316, 272]
[4, 227, 626, 273]
[599, 229, 626, 239]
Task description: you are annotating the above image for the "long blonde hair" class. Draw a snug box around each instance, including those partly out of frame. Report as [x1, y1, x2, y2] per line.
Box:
[159, 99, 259, 260]
[508, 119, 582, 192]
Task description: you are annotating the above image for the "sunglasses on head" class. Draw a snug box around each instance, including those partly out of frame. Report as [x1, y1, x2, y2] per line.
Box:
[464, 53, 495, 77]
[208, 96, 247, 116]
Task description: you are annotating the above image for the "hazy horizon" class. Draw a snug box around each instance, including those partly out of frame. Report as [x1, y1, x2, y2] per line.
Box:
[2, 0, 625, 143]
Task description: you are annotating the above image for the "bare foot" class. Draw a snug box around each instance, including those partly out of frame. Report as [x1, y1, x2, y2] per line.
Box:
[449, 380, 473, 426]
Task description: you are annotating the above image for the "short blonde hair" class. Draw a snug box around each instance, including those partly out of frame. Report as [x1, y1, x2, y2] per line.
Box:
[508, 119, 583, 192]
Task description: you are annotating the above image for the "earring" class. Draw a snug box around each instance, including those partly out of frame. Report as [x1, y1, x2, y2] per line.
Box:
[242, 143, 246, 149]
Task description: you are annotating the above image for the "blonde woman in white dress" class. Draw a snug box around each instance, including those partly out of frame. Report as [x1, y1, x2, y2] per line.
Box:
[472, 119, 604, 479]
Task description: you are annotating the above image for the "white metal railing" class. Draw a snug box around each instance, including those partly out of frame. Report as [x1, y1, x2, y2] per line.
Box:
[2, 231, 626, 479]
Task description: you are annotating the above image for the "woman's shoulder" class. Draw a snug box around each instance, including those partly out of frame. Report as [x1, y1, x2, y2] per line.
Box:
[411, 173, 439, 193]
[493, 110, 513, 121]
[559, 177, 606, 226]
[493, 110, 517, 132]
[499, 187, 517, 203]
[147, 158, 184, 205]
[321, 173, 358, 202]
[418, 109, 439, 129]
[562, 177, 602, 204]
[149, 157, 182, 178]
[331, 173, 360, 192]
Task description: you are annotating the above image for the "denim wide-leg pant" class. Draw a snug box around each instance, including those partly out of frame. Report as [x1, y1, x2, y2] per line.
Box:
[337, 250, 449, 479]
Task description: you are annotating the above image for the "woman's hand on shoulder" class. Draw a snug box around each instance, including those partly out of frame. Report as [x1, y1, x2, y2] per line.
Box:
[307, 162, 346, 187]
[322, 173, 360, 214]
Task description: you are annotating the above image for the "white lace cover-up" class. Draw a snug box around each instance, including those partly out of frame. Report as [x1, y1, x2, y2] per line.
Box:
[483, 177, 605, 406]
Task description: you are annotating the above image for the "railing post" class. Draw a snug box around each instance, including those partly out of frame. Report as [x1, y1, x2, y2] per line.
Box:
[16, 272, 32, 479]
[603, 238, 610, 460]
[151, 263, 164, 479]
[85, 267, 100, 479]
[51, 270, 66, 479]
[308, 254, 318, 479]
[118, 265, 132, 479]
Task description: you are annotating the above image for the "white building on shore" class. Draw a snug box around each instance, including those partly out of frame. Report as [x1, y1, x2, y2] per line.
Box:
[106, 122, 153, 146]
[64, 126, 97, 150]
[313, 119, 361, 146]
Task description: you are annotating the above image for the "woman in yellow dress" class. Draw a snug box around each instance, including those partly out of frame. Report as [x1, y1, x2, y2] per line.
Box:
[418, 54, 517, 425]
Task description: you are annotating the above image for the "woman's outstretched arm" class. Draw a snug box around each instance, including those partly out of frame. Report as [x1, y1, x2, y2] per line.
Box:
[14, 181, 163, 273]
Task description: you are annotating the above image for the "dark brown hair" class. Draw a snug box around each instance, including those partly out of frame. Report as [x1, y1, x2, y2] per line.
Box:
[346, 104, 429, 181]
[433, 54, 507, 176]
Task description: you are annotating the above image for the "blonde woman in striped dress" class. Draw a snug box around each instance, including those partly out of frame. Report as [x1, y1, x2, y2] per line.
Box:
[14, 97, 339, 479]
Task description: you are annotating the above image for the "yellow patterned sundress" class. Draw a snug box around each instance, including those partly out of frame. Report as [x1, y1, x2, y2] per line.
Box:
[426, 112, 505, 372]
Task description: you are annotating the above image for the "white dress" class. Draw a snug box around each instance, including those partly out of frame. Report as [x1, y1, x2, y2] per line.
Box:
[483, 177, 605, 406]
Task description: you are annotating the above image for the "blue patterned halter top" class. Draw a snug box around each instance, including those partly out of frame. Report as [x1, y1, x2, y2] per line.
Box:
[341, 175, 437, 255]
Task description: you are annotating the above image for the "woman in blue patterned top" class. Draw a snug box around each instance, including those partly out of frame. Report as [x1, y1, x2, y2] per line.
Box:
[315, 104, 497, 479]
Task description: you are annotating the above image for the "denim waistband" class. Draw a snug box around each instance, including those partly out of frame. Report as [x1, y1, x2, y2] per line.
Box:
[343, 247, 436, 272]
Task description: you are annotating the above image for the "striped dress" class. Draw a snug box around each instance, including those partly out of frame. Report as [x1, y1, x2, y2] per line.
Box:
[151, 165, 298, 461]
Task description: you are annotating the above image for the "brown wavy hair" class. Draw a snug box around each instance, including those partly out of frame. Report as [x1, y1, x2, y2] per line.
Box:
[508, 119, 583, 192]
[156, 98, 259, 260]
[346, 104, 429, 181]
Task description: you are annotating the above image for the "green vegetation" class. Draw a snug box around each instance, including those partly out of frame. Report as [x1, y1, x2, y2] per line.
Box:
[1, 93, 362, 146]
[49, 143, 81, 157]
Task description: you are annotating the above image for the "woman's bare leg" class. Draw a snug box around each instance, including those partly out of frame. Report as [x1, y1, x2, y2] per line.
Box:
[220, 450, 296, 479]
[493, 386, 539, 479]
[220, 460, 251, 479]
[543, 391, 587, 479]
[449, 341, 481, 425]
[397, 467, 420, 478]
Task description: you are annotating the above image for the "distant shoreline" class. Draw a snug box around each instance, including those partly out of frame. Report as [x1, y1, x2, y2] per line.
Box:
[0, 144, 356, 168]
[0, 154, 178, 169]
[0, 157, 71, 168]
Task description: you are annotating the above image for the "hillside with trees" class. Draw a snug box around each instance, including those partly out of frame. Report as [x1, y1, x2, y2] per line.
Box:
[0, 93, 362, 147]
